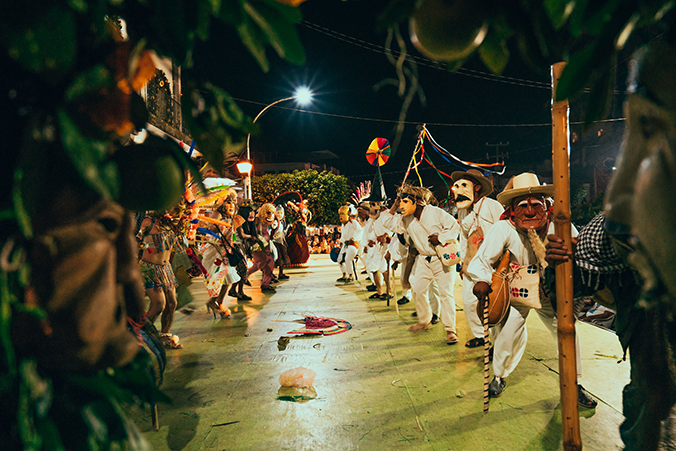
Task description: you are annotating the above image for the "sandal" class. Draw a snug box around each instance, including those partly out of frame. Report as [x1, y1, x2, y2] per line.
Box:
[578, 385, 598, 408]
[369, 293, 381, 299]
[238, 294, 252, 301]
[465, 337, 485, 348]
[160, 333, 183, 349]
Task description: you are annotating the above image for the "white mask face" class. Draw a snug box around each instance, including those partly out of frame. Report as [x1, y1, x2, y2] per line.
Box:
[452, 179, 475, 209]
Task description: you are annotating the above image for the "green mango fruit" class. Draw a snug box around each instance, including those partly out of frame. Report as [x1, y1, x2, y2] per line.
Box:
[114, 137, 186, 212]
[410, 0, 489, 62]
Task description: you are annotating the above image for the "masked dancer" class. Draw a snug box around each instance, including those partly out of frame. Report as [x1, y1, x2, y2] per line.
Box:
[381, 185, 460, 345]
[451, 169, 504, 348]
[468, 172, 595, 406]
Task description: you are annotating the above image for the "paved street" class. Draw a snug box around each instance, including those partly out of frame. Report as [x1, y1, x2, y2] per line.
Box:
[132, 254, 629, 450]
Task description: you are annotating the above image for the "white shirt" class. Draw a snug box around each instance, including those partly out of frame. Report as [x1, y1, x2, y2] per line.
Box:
[457, 197, 504, 257]
[466, 220, 578, 284]
[340, 219, 363, 244]
[381, 205, 459, 257]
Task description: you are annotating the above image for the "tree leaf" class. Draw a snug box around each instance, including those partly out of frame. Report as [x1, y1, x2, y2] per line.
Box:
[569, 0, 591, 37]
[65, 65, 113, 102]
[478, 28, 510, 75]
[58, 110, 119, 200]
[243, 0, 305, 65]
[236, 16, 270, 72]
[555, 41, 598, 101]
[544, 0, 575, 29]
[260, 0, 302, 24]
[583, 59, 615, 127]
[3, 5, 76, 76]
[582, 0, 621, 36]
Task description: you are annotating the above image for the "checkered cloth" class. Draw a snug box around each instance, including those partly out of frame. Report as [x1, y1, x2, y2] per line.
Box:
[574, 213, 628, 288]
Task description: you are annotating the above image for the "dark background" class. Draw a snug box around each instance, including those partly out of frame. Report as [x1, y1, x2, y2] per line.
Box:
[194, 0, 629, 202]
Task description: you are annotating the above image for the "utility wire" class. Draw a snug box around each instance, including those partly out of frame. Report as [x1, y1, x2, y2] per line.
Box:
[301, 21, 552, 90]
[230, 96, 625, 127]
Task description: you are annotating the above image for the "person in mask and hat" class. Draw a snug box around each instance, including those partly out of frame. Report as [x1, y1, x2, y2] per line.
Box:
[467, 172, 596, 407]
[451, 169, 504, 348]
[381, 184, 460, 345]
[336, 204, 363, 284]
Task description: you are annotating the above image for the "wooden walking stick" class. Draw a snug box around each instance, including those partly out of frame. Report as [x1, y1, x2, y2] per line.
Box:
[392, 267, 399, 315]
[385, 256, 391, 306]
[551, 62, 582, 450]
[482, 297, 490, 413]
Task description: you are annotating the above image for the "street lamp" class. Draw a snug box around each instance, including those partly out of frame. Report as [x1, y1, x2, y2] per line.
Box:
[243, 86, 313, 201]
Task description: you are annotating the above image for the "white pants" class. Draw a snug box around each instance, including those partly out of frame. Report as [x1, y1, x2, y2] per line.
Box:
[462, 275, 484, 338]
[492, 299, 582, 379]
[365, 244, 387, 273]
[410, 255, 456, 332]
[429, 280, 440, 315]
[338, 245, 358, 278]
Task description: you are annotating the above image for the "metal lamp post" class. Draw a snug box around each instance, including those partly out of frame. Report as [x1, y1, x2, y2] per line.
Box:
[243, 87, 313, 201]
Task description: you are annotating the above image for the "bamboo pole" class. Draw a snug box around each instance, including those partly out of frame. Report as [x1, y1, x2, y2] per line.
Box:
[551, 62, 582, 450]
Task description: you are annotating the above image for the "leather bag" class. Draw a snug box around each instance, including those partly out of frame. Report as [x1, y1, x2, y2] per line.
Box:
[477, 251, 512, 327]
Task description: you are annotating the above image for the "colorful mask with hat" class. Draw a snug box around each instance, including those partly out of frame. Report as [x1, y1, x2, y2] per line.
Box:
[497, 173, 554, 234]
[451, 169, 493, 210]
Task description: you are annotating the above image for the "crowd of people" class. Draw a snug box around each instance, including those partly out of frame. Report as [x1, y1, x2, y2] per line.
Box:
[306, 225, 341, 254]
[331, 169, 600, 408]
[133, 185, 312, 350]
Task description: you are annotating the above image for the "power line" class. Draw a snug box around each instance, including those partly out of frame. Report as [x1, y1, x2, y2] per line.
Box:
[301, 20, 630, 95]
[302, 20, 552, 90]
[230, 96, 625, 128]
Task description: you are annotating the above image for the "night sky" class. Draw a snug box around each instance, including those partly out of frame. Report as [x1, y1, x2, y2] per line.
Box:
[194, 0, 629, 201]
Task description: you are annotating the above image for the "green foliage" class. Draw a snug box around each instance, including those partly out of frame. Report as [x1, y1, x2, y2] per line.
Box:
[381, 0, 675, 124]
[2, 0, 308, 449]
[251, 170, 351, 225]
[571, 186, 604, 228]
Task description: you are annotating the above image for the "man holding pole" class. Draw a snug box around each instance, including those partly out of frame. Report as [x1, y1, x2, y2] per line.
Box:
[467, 172, 596, 407]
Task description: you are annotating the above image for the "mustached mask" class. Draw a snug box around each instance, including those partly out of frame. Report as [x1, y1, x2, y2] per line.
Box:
[452, 178, 477, 210]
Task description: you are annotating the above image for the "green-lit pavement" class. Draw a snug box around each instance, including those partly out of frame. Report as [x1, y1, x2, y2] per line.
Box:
[132, 254, 629, 450]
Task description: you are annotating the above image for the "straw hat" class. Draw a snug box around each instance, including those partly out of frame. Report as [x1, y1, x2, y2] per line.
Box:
[496, 172, 554, 207]
[450, 169, 493, 198]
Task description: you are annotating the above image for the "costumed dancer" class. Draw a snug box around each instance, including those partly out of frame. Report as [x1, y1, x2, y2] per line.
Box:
[395, 233, 414, 305]
[197, 207, 235, 318]
[284, 198, 311, 266]
[468, 172, 596, 406]
[247, 203, 278, 292]
[336, 205, 362, 284]
[218, 191, 250, 301]
[138, 211, 183, 349]
[273, 204, 290, 281]
[363, 200, 393, 300]
[451, 169, 504, 349]
[356, 202, 377, 291]
[236, 204, 256, 286]
[381, 185, 460, 345]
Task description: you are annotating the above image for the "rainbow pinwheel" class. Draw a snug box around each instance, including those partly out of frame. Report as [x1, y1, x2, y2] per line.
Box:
[366, 137, 391, 166]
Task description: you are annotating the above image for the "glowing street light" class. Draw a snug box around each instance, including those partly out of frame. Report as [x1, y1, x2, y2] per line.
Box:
[243, 86, 313, 201]
[236, 159, 253, 176]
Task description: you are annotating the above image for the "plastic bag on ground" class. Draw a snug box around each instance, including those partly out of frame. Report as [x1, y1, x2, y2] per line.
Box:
[279, 366, 316, 387]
